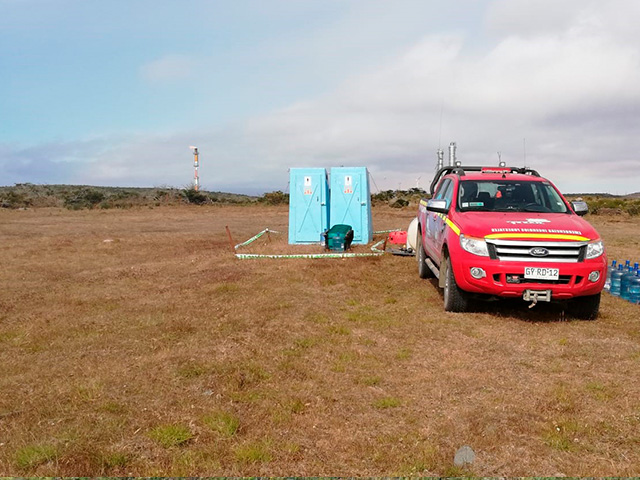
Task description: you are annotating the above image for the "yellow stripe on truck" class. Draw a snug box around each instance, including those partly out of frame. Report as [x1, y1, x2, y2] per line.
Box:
[434, 213, 461, 236]
[485, 233, 590, 241]
[444, 218, 461, 236]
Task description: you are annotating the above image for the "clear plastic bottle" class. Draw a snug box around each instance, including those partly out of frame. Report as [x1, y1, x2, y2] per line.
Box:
[621, 266, 634, 301]
[604, 259, 617, 292]
[610, 264, 624, 296]
[629, 270, 640, 305]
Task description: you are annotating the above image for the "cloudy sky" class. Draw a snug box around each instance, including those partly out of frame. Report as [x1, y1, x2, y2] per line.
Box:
[1, 0, 639, 194]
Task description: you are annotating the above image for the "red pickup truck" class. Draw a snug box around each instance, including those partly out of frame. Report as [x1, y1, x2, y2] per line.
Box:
[416, 166, 606, 319]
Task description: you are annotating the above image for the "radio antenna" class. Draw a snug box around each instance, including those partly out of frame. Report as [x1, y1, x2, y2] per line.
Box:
[438, 101, 444, 149]
[523, 138, 527, 167]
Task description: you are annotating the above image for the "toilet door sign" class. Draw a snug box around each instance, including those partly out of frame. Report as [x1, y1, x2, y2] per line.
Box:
[304, 176, 313, 195]
[343, 175, 353, 194]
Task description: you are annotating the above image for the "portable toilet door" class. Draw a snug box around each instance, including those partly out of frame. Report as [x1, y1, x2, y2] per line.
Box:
[330, 167, 373, 244]
[288, 168, 330, 244]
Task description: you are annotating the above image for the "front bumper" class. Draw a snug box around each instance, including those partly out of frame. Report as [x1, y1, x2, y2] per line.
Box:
[452, 255, 607, 299]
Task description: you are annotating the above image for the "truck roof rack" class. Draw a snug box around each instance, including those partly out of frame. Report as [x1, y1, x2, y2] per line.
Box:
[429, 165, 541, 195]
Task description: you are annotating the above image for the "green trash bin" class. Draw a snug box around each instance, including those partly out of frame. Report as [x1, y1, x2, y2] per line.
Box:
[323, 224, 354, 251]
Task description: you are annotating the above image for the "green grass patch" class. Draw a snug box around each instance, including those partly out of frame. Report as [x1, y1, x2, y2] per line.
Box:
[203, 410, 240, 437]
[99, 401, 127, 414]
[176, 361, 207, 378]
[346, 307, 393, 326]
[303, 312, 329, 324]
[360, 375, 382, 386]
[331, 351, 359, 373]
[215, 282, 239, 294]
[549, 383, 576, 413]
[543, 419, 580, 451]
[229, 390, 265, 403]
[100, 451, 129, 469]
[148, 424, 193, 448]
[294, 337, 319, 349]
[396, 347, 412, 360]
[232, 362, 270, 389]
[399, 444, 440, 475]
[328, 324, 351, 335]
[585, 381, 611, 400]
[0, 330, 19, 344]
[373, 397, 402, 409]
[233, 440, 272, 463]
[288, 397, 306, 414]
[15, 444, 57, 469]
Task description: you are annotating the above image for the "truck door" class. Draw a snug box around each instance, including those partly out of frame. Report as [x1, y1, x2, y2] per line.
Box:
[425, 178, 452, 262]
[434, 178, 455, 255]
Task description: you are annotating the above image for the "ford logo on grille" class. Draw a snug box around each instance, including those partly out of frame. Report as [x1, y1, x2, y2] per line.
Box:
[530, 247, 550, 257]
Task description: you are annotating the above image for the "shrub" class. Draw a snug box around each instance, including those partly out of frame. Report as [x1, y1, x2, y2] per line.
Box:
[63, 188, 105, 209]
[182, 187, 208, 205]
[0, 191, 32, 209]
[259, 190, 289, 205]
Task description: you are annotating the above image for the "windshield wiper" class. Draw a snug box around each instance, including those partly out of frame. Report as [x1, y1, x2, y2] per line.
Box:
[523, 203, 550, 213]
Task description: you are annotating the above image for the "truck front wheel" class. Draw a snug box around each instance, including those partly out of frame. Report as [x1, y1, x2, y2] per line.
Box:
[443, 256, 470, 312]
[569, 293, 601, 320]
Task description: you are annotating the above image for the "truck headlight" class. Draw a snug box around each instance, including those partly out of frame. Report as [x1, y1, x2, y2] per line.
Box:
[460, 234, 489, 257]
[585, 240, 604, 259]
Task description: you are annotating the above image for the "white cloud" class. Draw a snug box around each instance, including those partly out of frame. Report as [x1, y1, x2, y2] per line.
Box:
[3, 0, 640, 195]
[239, 1, 640, 194]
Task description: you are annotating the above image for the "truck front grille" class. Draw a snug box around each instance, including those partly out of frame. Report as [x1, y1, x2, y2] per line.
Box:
[486, 239, 586, 263]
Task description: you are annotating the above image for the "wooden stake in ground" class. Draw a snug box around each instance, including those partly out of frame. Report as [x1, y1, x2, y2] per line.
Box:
[225, 225, 236, 253]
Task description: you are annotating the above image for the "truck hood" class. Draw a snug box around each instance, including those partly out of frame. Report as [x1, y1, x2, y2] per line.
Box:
[454, 211, 600, 242]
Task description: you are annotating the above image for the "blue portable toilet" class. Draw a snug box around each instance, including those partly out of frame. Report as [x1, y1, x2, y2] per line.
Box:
[330, 167, 373, 244]
[288, 168, 330, 244]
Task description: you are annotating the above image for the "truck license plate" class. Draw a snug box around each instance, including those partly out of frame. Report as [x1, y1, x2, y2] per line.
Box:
[524, 267, 559, 280]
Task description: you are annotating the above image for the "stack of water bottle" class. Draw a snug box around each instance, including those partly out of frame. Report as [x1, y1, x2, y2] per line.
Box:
[604, 259, 640, 304]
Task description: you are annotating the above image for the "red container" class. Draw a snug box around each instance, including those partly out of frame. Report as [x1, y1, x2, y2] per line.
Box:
[388, 230, 407, 245]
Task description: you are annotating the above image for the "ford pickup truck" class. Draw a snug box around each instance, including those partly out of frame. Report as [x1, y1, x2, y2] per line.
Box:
[416, 166, 606, 319]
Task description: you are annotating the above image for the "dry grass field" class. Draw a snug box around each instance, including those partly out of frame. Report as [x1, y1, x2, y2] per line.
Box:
[1, 204, 639, 476]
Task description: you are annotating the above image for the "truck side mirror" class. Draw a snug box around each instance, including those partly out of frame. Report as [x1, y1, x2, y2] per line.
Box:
[571, 200, 588, 216]
[426, 199, 449, 214]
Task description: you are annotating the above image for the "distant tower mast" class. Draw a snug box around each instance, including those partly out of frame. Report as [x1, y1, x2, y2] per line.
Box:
[190, 146, 199, 191]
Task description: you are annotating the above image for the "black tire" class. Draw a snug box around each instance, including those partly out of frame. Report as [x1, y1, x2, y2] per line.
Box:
[569, 293, 601, 320]
[417, 231, 433, 279]
[443, 255, 470, 312]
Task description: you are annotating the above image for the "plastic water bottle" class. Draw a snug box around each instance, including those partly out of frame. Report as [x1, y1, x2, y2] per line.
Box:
[610, 264, 624, 296]
[629, 271, 640, 305]
[604, 260, 617, 292]
[621, 266, 634, 301]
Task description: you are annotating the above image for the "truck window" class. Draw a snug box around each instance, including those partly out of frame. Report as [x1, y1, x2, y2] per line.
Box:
[458, 180, 568, 213]
[434, 179, 452, 200]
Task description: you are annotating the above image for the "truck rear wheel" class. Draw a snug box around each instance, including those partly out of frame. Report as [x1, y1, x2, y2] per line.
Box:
[417, 231, 433, 279]
[443, 256, 469, 312]
[569, 293, 601, 320]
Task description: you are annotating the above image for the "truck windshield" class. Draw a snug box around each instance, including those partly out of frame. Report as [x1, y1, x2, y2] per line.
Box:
[458, 180, 569, 213]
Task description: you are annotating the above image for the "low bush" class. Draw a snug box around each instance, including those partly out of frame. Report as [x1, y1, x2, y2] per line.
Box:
[259, 190, 289, 205]
[63, 188, 105, 210]
[181, 187, 208, 205]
